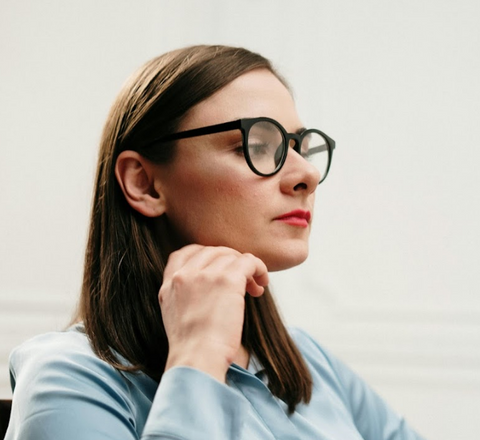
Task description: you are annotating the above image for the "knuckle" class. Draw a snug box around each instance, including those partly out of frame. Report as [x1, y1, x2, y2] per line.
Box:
[170, 270, 188, 288]
[169, 244, 202, 262]
[242, 252, 260, 264]
[215, 246, 240, 256]
[158, 282, 170, 304]
[166, 251, 181, 267]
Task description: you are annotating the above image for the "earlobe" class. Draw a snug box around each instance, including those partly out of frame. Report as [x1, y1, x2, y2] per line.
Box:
[115, 151, 166, 217]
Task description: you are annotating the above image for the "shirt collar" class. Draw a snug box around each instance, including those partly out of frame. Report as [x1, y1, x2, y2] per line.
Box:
[230, 353, 267, 383]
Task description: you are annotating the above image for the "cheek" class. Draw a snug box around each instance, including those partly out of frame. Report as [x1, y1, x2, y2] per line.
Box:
[165, 170, 254, 242]
[188, 158, 260, 209]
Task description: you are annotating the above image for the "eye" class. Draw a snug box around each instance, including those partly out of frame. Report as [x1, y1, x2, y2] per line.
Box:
[248, 142, 271, 157]
[234, 144, 245, 156]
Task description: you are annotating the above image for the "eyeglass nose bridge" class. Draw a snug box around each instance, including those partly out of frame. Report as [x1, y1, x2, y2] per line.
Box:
[285, 133, 303, 154]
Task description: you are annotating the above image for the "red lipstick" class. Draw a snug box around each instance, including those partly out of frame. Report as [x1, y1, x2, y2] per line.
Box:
[275, 209, 311, 227]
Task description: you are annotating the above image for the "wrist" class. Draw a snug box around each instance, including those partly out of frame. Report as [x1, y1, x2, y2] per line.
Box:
[165, 346, 230, 383]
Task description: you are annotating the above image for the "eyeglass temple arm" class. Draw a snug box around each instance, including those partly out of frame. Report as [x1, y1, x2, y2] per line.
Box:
[153, 120, 242, 143]
[308, 141, 336, 154]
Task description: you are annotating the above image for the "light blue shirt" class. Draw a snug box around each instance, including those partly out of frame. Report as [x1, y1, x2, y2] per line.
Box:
[6, 324, 425, 439]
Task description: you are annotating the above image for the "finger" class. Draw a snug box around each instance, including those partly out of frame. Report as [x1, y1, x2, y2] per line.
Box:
[232, 253, 269, 297]
[161, 246, 242, 304]
[163, 244, 205, 278]
[245, 278, 265, 297]
[177, 249, 268, 297]
[242, 253, 269, 286]
[178, 245, 241, 274]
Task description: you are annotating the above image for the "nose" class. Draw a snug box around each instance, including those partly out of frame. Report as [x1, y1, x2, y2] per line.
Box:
[279, 147, 321, 194]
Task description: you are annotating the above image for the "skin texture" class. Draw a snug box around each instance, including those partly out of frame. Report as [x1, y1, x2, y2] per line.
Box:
[115, 69, 320, 381]
[157, 69, 320, 271]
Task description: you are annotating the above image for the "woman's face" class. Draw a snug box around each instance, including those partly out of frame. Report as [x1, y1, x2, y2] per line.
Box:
[156, 69, 320, 271]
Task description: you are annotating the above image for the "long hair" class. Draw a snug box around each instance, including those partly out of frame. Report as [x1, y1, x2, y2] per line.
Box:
[74, 45, 312, 412]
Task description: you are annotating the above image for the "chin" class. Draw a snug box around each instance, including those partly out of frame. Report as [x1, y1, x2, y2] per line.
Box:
[262, 247, 309, 272]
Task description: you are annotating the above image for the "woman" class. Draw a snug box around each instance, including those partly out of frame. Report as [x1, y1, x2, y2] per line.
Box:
[6, 45, 424, 439]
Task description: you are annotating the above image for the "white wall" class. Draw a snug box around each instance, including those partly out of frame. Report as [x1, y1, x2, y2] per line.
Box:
[1, 1, 479, 439]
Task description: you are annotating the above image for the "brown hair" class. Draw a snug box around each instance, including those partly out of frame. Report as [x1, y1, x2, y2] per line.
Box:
[74, 45, 312, 412]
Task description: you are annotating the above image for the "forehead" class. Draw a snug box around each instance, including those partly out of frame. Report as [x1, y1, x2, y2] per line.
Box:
[179, 68, 302, 132]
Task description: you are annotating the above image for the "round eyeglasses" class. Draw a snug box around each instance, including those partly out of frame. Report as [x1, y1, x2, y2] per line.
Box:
[146, 117, 335, 185]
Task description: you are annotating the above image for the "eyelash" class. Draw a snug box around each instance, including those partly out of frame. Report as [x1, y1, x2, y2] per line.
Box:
[234, 145, 245, 156]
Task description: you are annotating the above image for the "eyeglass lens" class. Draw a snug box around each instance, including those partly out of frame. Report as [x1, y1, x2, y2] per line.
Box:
[247, 120, 330, 181]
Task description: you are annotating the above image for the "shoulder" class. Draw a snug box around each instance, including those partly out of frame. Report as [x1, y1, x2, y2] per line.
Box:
[289, 328, 424, 439]
[11, 324, 93, 360]
[10, 324, 115, 382]
[288, 326, 369, 389]
[288, 326, 338, 371]
[7, 325, 156, 438]
[288, 327, 360, 401]
[9, 324, 137, 409]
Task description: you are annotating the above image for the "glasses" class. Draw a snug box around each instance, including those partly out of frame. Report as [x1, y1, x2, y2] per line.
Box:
[148, 117, 335, 185]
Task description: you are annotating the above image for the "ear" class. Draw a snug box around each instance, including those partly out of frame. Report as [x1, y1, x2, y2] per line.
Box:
[115, 150, 166, 217]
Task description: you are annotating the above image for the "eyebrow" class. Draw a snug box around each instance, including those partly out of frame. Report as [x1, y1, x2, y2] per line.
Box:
[296, 127, 307, 135]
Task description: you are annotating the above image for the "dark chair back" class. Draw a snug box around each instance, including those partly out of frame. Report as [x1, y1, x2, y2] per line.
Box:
[0, 399, 12, 439]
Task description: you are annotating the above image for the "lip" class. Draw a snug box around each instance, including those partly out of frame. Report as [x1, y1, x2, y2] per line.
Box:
[274, 209, 312, 227]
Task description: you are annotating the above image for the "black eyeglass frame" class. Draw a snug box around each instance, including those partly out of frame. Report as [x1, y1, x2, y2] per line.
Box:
[146, 117, 335, 184]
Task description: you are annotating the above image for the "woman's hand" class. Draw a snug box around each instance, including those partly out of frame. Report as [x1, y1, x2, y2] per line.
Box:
[159, 244, 269, 382]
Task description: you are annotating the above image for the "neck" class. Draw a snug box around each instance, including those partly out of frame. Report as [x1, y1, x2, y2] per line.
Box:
[233, 345, 250, 369]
